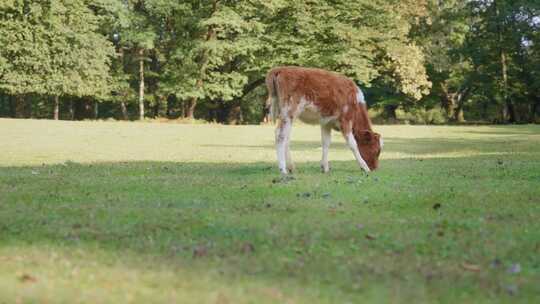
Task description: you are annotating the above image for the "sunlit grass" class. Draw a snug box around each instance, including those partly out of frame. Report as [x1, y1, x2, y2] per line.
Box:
[2, 119, 538, 166]
[1, 118, 539, 303]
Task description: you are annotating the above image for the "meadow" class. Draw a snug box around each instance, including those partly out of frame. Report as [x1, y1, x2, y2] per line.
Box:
[0, 118, 539, 303]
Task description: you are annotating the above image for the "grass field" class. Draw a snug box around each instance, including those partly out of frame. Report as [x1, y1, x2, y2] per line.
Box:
[1, 118, 539, 303]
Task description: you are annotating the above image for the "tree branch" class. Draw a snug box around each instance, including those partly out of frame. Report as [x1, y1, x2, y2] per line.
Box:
[238, 77, 265, 100]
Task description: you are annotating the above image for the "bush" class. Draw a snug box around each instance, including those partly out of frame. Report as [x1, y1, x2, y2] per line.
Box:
[396, 107, 447, 124]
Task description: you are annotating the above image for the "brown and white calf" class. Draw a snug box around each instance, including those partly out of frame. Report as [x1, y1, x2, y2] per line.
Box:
[266, 66, 382, 174]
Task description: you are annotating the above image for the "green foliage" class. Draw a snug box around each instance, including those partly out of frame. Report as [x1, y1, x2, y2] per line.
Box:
[1, 0, 539, 123]
[416, 0, 540, 123]
[0, 0, 115, 98]
[396, 106, 447, 125]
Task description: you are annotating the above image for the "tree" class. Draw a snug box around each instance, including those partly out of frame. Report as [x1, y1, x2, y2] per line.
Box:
[465, 0, 540, 123]
[159, 0, 270, 120]
[413, 0, 474, 122]
[0, 0, 115, 119]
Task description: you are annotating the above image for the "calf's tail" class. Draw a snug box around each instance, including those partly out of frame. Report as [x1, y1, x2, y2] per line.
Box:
[265, 69, 280, 122]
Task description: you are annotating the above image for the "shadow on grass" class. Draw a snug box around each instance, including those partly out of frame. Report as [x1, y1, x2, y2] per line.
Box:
[1, 153, 540, 301]
[204, 135, 540, 156]
[2, 132, 539, 251]
[453, 125, 540, 136]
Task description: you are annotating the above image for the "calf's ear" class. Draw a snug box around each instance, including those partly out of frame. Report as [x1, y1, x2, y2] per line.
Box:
[373, 133, 383, 148]
[357, 130, 373, 144]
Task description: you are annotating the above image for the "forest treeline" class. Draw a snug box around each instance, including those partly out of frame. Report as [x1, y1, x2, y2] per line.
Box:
[0, 0, 539, 124]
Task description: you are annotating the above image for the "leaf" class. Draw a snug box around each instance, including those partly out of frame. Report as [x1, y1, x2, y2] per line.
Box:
[365, 233, 377, 240]
[193, 245, 208, 258]
[272, 175, 295, 184]
[241, 242, 255, 254]
[490, 258, 502, 268]
[504, 284, 518, 296]
[297, 192, 311, 198]
[461, 262, 481, 272]
[508, 263, 521, 274]
[216, 293, 230, 304]
[18, 273, 37, 283]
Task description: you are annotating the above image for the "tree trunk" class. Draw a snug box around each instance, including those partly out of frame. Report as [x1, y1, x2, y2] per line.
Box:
[383, 104, 398, 120]
[166, 96, 173, 118]
[451, 88, 469, 123]
[495, 0, 514, 123]
[74, 99, 93, 120]
[262, 105, 270, 123]
[440, 84, 455, 119]
[505, 102, 516, 123]
[120, 101, 128, 120]
[227, 102, 243, 125]
[54, 95, 59, 120]
[153, 102, 159, 118]
[454, 104, 465, 123]
[162, 95, 168, 117]
[94, 101, 99, 119]
[69, 100, 74, 120]
[444, 98, 455, 119]
[180, 100, 185, 118]
[25, 98, 32, 118]
[500, 49, 516, 123]
[530, 98, 540, 123]
[441, 92, 456, 120]
[153, 95, 165, 118]
[184, 1, 218, 120]
[138, 48, 145, 121]
[8, 95, 16, 117]
[187, 97, 197, 119]
[534, 97, 540, 123]
[15, 95, 25, 118]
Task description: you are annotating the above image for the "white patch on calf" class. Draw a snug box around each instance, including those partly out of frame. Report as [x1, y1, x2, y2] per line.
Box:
[320, 115, 337, 125]
[275, 117, 292, 174]
[278, 104, 290, 120]
[345, 132, 370, 173]
[294, 98, 309, 117]
[356, 87, 366, 104]
[297, 97, 323, 125]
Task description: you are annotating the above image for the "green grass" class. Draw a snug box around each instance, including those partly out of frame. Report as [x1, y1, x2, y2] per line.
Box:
[1, 118, 539, 303]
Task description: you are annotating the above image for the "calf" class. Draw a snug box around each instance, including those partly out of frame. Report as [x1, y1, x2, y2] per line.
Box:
[266, 66, 382, 175]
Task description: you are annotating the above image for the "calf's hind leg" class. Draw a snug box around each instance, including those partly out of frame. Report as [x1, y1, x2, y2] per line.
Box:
[285, 138, 295, 173]
[320, 124, 332, 173]
[275, 118, 292, 175]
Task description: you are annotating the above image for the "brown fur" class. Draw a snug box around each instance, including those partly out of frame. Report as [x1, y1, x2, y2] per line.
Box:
[266, 66, 381, 171]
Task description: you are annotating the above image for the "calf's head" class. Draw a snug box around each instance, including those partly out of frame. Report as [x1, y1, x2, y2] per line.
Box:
[354, 130, 382, 171]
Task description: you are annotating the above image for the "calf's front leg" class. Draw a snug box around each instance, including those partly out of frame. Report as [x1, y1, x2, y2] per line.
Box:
[343, 131, 371, 173]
